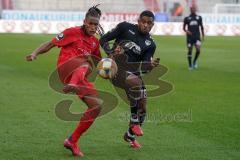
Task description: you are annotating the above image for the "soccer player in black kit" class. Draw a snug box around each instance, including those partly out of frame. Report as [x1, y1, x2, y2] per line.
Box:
[183, 6, 204, 70]
[100, 10, 159, 149]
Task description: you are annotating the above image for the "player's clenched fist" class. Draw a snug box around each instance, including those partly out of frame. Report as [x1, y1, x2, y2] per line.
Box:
[151, 58, 160, 68]
[26, 53, 37, 61]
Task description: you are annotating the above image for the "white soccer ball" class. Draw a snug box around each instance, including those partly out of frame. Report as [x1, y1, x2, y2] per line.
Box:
[97, 58, 118, 79]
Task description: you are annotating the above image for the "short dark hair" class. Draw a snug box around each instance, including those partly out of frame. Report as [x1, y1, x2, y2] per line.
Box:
[85, 4, 102, 19]
[139, 10, 155, 20]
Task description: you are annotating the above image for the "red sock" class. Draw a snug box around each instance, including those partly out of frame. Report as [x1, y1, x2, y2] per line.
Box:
[71, 106, 101, 143]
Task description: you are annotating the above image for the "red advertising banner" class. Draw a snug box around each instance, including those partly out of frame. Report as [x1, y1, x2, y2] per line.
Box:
[101, 13, 139, 22]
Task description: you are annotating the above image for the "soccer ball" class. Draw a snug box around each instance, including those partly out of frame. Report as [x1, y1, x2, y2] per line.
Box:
[97, 58, 118, 79]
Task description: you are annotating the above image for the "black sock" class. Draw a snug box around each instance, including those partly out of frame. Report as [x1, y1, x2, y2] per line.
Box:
[193, 50, 200, 64]
[126, 128, 135, 140]
[188, 51, 192, 67]
[138, 112, 146, 126]
[130, 106, 138, 120]
[130, 99, 139, 123]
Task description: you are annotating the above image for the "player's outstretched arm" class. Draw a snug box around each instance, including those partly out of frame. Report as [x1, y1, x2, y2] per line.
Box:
[26, 41, 56, 61]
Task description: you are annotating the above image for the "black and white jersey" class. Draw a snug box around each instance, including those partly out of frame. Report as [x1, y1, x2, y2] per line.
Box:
[183, 14, 203, 39]
[100, 21, 156, 63]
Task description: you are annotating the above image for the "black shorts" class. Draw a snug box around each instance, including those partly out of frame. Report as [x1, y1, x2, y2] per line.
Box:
[187, 36, 201, 47]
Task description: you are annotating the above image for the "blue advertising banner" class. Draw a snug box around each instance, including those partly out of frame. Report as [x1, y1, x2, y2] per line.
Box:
[2, 10, 86, 21]
[201, 13, 240, 24]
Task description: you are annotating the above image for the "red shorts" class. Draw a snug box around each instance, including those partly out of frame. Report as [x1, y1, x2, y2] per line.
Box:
[57, 58, 97, 99]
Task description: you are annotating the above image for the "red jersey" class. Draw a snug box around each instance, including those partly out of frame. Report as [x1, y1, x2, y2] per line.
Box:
[52, 26, 101, 66]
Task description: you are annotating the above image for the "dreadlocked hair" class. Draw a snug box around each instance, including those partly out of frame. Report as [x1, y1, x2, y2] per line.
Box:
[85, 4, 102, 19]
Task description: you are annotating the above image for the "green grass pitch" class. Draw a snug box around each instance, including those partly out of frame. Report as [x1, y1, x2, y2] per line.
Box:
[0, 33, 240, 160]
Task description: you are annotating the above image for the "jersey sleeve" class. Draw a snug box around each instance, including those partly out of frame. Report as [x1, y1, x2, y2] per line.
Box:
[52, 28, 77, 47]
[99, 22, 127, 55]
[199, 16, 204, 29]
[183, 17, 188, 31]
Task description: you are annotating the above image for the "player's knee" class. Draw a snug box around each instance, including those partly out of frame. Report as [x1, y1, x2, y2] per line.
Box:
[125, 75, 141, 88]
[126, 80, 142, 100]
[187, 44, 193, 51]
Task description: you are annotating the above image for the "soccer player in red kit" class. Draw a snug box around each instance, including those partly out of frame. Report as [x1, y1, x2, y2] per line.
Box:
[26, 6, 102, 157]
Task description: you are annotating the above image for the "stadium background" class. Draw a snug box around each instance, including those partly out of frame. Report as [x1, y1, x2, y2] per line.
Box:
[0, 0, 240, 160]
[0, 0, 240, 35]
